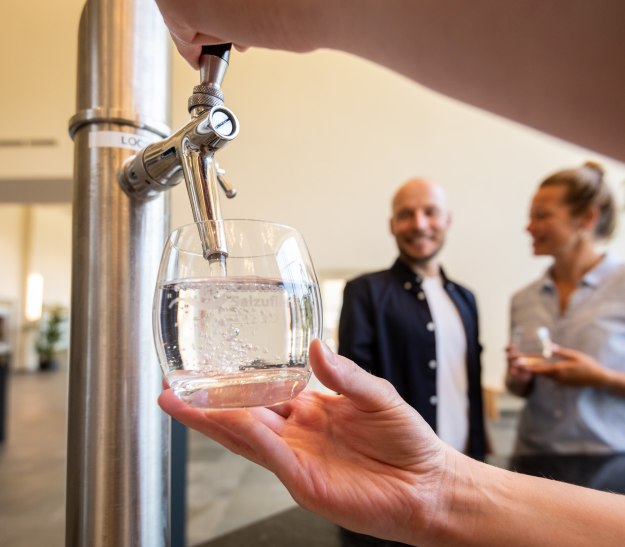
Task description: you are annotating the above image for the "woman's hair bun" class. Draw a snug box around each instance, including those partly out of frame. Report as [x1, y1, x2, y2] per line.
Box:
[582, 160, 605, 177]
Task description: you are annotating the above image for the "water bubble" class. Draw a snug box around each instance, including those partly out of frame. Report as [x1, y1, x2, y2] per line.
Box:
[223, 326, 240, 341]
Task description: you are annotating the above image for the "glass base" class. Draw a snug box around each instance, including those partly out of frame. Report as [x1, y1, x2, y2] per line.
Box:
[167, 368, 310, 409]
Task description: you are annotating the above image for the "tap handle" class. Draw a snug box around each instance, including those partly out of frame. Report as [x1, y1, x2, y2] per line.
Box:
[216, 166, 237, 199]
[201, 44, 231, 64]
[191, 44, 233, 112]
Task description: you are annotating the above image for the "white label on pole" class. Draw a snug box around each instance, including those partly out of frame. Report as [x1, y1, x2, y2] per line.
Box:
[89, 131, 160, 151]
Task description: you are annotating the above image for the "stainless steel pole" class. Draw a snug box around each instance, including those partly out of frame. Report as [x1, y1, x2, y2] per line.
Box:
[67, 0, 171, 545]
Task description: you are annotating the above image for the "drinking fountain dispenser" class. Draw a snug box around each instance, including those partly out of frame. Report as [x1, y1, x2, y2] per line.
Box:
[67, 0, 239, 543]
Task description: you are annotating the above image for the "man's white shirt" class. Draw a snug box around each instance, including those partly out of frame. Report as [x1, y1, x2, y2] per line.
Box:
[421, 275, 469, 452]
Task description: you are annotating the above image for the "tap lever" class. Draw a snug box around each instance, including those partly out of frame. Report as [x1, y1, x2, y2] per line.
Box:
[216, 166, 237, 198]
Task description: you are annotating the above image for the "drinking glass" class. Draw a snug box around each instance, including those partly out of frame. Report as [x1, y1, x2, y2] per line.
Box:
[153, 220, 323, 409]
[511, 325, 553, 366]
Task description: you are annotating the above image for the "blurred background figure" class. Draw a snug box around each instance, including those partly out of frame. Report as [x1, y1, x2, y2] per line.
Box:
[339, 178, 486, 459]
[339, 177, 487, 546]
[506, 162, 625, 454]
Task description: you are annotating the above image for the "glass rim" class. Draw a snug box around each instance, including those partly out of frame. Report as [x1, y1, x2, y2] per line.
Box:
[167, 218, 307, 257]
[170, 218, 300, 235]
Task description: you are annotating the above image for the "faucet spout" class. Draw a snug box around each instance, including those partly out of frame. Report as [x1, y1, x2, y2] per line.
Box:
[181, 144, 228, 261]
[185, 44, 235, 262]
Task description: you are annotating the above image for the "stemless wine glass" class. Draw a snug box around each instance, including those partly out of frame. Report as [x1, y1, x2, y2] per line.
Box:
[511, 325, 553, 366]
[153, 219, 323, 409]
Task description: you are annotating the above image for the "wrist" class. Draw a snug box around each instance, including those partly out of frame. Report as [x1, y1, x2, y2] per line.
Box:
[396, 445, 465, 546]
[596, 367, 613, 389]
[420, 450, 488, 546]
[598, 367, 625, 395]
[434, 455, 520, 547]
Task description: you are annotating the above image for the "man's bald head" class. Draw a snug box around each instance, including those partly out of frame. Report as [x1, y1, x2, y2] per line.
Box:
[391, 178, 449, 216]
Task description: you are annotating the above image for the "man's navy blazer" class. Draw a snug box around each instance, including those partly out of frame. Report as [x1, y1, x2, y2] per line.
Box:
[338, 258, 487, 460]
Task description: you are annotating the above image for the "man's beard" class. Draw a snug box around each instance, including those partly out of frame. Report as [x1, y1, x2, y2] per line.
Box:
[399, 234, 445, 267]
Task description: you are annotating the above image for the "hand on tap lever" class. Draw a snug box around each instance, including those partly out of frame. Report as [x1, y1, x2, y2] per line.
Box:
[153, 0, 625, 162]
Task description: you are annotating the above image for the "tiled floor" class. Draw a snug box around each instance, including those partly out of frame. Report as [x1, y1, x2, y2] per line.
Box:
[0, 367, 521, 547]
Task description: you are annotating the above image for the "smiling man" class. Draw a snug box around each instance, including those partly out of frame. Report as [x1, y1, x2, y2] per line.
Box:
[338, 178, 486, 463]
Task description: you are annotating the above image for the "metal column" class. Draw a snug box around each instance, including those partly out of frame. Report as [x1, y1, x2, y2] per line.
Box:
[67, 0, 172, 545]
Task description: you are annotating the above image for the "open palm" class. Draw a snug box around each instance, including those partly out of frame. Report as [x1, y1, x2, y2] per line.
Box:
[158, 339, 453, 545]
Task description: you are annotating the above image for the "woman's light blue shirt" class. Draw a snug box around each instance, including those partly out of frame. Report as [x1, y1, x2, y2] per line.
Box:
[511, 253, 625, 454]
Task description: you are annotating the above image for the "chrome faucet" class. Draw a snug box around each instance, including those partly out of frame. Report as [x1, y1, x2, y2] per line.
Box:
[120, 44, 239, 261]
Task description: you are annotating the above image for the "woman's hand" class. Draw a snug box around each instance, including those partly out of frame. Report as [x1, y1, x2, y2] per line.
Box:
[158, 339, 455, 545]
[505, 344, 535, 397]
[526, 345, 611, 388]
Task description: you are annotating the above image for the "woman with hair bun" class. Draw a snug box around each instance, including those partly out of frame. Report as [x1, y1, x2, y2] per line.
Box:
[507, 162, 625, 454]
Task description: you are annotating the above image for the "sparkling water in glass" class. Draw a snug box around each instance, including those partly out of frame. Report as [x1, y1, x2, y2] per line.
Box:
[153, 220, 322, 408]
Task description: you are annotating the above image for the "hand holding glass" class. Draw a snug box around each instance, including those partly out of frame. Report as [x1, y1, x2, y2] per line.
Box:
[511, 326, 553, 366]
[153, 220, 322, 409]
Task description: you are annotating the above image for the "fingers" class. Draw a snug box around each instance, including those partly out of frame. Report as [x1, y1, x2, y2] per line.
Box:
[169, 32, 203, 68]
[169, 30, 248, 71]
[158, 389, 284, 435]
[550, 345, 579, 359]
[505, 344, 518, 356]
[509, 362, 532, 374]
[508, 366, 534, 383]
[505, 346, 522, 371]
[158, 387, 194, 419]
[309, 339, 402, 412]
[524, 363, 553, 374]
[158, 389, 287, 469]
[247, 405, 289, 434]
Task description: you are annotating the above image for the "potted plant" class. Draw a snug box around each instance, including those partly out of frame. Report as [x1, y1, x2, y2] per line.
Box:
[36, 306, 66, 371]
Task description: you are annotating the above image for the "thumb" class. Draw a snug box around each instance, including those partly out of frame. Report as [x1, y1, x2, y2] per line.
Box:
[550, 344, 577, 359]
[309, 339, 403, 412]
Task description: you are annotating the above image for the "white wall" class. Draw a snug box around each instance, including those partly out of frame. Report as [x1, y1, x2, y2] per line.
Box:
[0, 2, 80, 179]
[2, 2, 624, 385]
[0, 205, 26, 359]
[0, 204, 72, 370]
[0, 205, 25, 302]
[0, 205, 73, 312]
[29, 206, 73, 309]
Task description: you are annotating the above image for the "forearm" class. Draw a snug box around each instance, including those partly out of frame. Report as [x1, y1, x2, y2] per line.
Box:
[599, 368, 625, 397]
[327, 0, 625, 162]
[434, 453, 625, 546]
[158, 0, 625, 160]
